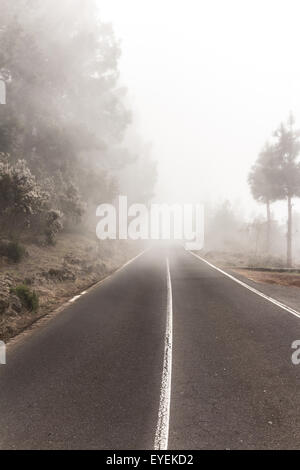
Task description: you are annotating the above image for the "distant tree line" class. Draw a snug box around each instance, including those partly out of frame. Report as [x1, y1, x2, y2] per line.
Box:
[249, 114, 300, 267]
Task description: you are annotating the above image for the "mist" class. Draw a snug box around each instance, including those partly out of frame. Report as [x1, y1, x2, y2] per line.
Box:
[99, 0, 300, 215]
[2, 0, 300, 259]
[2, 0, 300, 452]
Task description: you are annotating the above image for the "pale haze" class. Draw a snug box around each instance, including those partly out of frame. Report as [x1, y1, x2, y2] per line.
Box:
[99, 0, 300, 219]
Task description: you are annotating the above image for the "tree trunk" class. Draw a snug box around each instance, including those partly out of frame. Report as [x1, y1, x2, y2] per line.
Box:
[287, 195, 293, 268]
[266, 200, 271, 253]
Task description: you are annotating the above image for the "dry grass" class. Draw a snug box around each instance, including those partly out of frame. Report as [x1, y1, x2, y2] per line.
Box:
[232, 269, 300, 287]
[203, 250, 287, 269]
[0, 233, 141, 341]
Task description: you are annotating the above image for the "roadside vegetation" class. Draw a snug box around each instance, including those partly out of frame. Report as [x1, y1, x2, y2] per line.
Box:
[249, 114, 300, 268]
[202, 115, 300, 278]
[0, 1, 155, 340]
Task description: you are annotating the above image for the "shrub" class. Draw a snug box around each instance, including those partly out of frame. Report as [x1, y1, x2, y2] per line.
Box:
[0, 240, 27, 263]
[59, 183, 85, 228]
[45, 210, 63, 245]
[0, 159, 49, 234]
[12, 285, 39, 312]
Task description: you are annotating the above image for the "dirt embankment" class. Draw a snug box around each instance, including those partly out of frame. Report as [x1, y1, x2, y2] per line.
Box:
[0, 234, 142, 342]
[202, 250, 300, 288]
[232, 269, 300, 288]
[199, 250, 300, 311]
[203, 250, 290, 270]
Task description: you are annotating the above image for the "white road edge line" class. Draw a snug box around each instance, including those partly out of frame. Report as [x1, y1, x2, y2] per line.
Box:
[7, 247, 152, 349]
[68, 247, 151, 304]
[154, 257, 173, 451]
[189, 251, 300, 320]
[70, 295, 81, 303]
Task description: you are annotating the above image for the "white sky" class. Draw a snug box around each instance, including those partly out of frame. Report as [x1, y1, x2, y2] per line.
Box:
[98, 0, 300, 220]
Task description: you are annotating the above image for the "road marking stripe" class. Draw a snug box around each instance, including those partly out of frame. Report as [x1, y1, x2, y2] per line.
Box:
[69, 295, 81, 303]
[91, 247, 151, 290]
[68, 248, 151, 304]
[189, 251, 300, 320]
[154, 257, 173, 451]
[8, 248, 151, 349]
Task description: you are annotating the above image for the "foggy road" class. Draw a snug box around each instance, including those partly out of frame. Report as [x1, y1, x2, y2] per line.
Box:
[1, 246, 300, 450]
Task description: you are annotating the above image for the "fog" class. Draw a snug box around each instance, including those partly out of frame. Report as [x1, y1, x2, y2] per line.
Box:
[2, 1, 300, 450]
[2, 0, 300, 265]
[99, 0, 300, 220]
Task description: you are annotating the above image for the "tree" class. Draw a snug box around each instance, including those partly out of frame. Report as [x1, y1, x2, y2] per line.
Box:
[248, 143, 282, 252]
[0, 158, 49, 236]
[272, 114, 300, 267]
[59, 182, 85, 228]
[205, 200, 243, 252]
[0, 0, 131, 216]
[0, 0, 156, 242]
[0, 0, 131, 163]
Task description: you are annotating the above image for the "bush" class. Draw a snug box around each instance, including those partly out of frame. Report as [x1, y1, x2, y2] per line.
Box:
[12, 285, 39, 312]
[0, 240, 27, 263]
[0, 159, 49, 234]
[44, 210, 63, 245]
[60, 182, 85, 226]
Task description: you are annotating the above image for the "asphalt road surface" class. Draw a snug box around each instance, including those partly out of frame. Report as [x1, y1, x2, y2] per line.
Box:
[1, 245, 300, 450]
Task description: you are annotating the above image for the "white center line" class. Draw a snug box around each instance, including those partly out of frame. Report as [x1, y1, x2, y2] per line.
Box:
[154, 257, 173, 451]
[189, 251, 300, 320]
